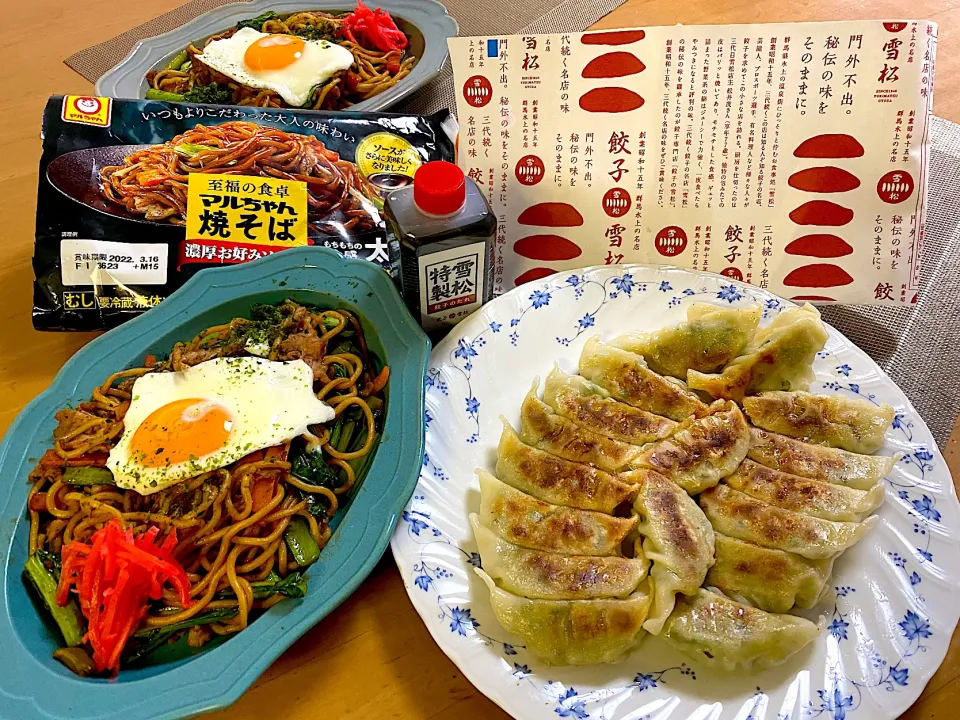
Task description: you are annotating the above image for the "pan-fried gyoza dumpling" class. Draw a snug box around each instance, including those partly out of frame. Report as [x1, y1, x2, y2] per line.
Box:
[635, 400, 751, 495]
[742, 391, 894, 454]
[725, 459, 885, 522]
[631, 469, 716, 634]
[705, 533, 834, 613]
[477, 470, 638, 556]
[471, 515, 648, 600]
[579, 338, 708, 421]
[748, 428, 894, 490]
[687, 304, 828, 402]
[474, 568, 652, 665]
[519, 379, 643, 471]
[542, 366, 676, 444]
[497, 419, 638, 513]
[660, 588, 821, 671]
[611, 303, 761, 378]
[699, 484, 877, 560]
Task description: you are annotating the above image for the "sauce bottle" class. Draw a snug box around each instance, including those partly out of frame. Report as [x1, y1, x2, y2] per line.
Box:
[384, 161, 496, 332]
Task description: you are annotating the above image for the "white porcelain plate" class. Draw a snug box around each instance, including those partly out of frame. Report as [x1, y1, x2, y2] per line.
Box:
[390, 264, 960, 720]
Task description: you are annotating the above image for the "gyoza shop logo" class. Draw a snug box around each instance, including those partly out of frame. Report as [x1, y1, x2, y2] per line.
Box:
[426, 253, 479, 314]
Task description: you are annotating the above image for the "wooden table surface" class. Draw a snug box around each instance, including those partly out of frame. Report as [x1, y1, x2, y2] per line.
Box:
[2, 0, 959, 718]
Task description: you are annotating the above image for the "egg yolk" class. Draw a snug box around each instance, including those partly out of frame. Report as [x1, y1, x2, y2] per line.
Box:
[130, 398, 233, 467]
[244, 34, 306, 71]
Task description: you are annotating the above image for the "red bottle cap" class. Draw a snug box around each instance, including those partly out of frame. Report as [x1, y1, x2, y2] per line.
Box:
[414, 161, 466, 215]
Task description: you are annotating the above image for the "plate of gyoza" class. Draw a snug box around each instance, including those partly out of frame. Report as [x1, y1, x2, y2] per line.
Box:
[390, 264, 960, 720]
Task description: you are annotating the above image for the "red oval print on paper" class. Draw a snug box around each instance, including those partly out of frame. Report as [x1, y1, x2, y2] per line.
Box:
[655, 226, 687, 257]
[788, 167, 861, 193]
[515, 267, 557, 285]
[789, 201, 854, 226]
[579, 87, 645, 113]
[518, 202, 584, 227]
[877, 170, 915, 203]
[883, 22, 908, 32]
[721, 267, 744, 281]
[463, 76, 492, 108]
[602, 188, 631, 218]
[784, 264, 855, 288]
[514, 235, 583, 261]
[793, 134, 865, 159]
[581, 29, 646, 45]
[785, 234, 854, 258]
[515, 155, 545, 186]
[582, 52, 646, 79]
[792, 295, 837, 302]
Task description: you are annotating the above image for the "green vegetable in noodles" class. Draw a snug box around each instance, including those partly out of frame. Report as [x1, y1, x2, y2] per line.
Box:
[215, 571, 308, 601]
[289, 444, 339, 514]
[124, 608, 238, 665]
[346, 430, 378, 485]
[53, 647, 96, 677]
[127, 631, 231, 667]
[165, 50, 190, 71]
[237, 11, 277, 31]
[174, 143, 216, 158]
[182, 83, 233, 105]
[335, 420, 357, 453]
[322, 315, 341, 331]
[134, 608, 239, 639]
[251, 571, 308, 600]
[302, 492, 331, 518]
[349, 422, 368, 453]
[145, 88, 184, 102]
[129, 572, 307, 665]
[63, 466, 115, 486]
[291, 448, 340, 489]
[23, 554, 84, 647]
[328, 415, 346, 449]
[284, 516, 321, 566]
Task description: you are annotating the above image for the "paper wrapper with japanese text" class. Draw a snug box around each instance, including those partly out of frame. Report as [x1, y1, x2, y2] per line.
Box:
[450, 21, 936, 304]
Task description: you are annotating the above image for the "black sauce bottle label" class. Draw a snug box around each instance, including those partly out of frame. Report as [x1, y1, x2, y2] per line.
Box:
[417, 241, 488, 326]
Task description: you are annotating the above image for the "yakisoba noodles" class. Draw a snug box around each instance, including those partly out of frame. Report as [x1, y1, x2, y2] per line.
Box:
[25, 300, 388, 676]
[99, 121, 380, 230]
[148, 9, 416, 110]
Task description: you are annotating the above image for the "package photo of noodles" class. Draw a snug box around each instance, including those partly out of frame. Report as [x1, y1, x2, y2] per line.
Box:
[32, 95, 454, 331]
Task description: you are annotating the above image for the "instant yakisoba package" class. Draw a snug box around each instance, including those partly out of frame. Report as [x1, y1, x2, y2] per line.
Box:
[33, 95, 454, 330]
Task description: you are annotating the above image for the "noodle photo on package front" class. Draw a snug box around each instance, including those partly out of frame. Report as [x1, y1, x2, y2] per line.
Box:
[99, 121, 381, 232]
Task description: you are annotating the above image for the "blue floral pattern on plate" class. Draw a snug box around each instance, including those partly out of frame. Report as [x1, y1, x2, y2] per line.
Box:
[391, 265, 960, 720]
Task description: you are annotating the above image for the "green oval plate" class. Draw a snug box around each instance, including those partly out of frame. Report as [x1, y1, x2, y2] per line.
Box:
[0, 246, 429, 719]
